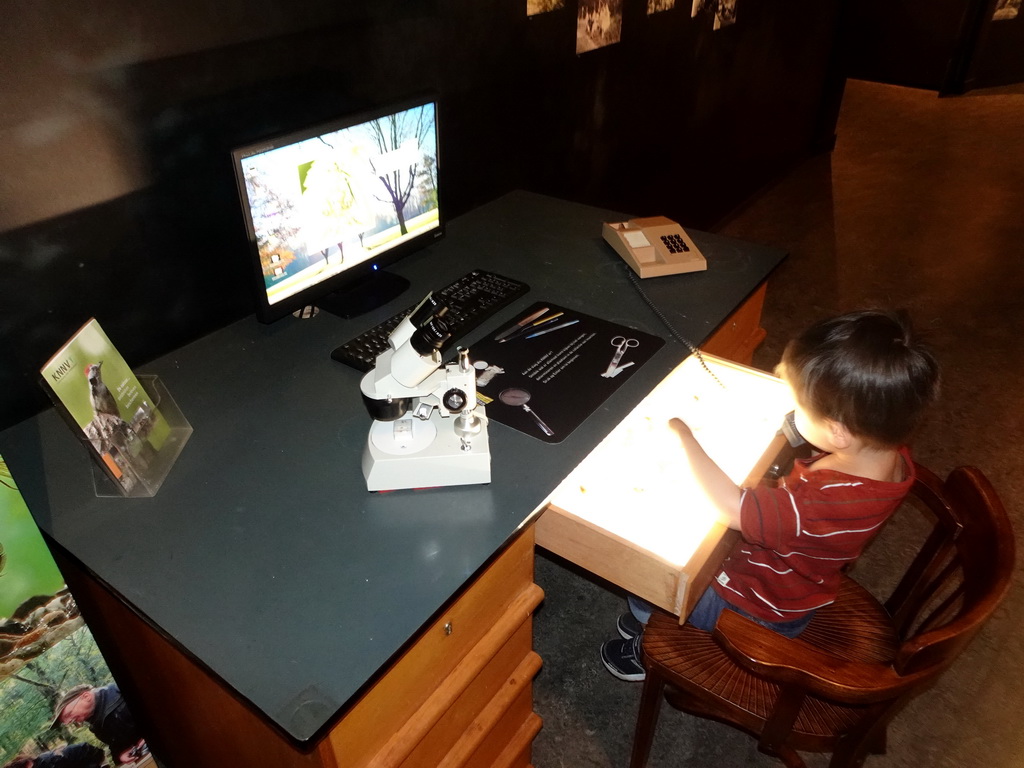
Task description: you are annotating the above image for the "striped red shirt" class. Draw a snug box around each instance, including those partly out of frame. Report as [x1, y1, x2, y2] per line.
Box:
[711, 446, 914, 623]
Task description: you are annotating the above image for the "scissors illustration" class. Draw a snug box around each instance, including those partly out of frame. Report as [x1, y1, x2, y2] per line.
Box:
[602, 336, 639, 378]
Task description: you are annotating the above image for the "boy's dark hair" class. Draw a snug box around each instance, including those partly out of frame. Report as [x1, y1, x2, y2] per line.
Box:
[782, 309, 940, 447]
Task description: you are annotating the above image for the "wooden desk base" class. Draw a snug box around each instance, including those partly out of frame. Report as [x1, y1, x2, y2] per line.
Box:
[51, 528, 542, 768]
[700, 282, 767, 366]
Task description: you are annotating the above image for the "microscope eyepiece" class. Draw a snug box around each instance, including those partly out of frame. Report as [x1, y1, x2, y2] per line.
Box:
[408, 293, 444, 327]
[410, 316, 451, 357]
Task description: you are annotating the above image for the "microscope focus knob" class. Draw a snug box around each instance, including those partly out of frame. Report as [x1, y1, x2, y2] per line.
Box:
[442, 388, 468, 412]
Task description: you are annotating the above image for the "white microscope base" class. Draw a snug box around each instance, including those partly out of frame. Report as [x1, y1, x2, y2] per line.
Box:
[362, 413, 492, 491]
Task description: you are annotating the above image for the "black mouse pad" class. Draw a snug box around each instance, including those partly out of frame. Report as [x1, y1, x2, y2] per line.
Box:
[467, 302, 664, 443]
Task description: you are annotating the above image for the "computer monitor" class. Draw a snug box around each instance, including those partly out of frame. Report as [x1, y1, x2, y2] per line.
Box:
[231, 97, 443, 323]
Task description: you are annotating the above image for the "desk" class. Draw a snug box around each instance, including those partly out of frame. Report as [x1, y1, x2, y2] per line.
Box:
[0, 192, 784, 768]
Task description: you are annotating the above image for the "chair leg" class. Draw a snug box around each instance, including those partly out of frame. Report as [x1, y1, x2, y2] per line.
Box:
[629, 670, 665, 768]
[765, 744, 808, 768]
[829, 739, 871, 768]
[829, 724, 888, 768]
[758, 687, 808, 768]
[829, 707, 892, 768]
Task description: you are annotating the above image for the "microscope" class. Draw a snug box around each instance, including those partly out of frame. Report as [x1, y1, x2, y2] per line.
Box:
[359, 294, 491, 491]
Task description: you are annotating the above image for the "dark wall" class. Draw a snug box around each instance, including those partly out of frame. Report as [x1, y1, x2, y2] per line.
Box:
[969, 9, 1024, 88]
[0, 0, 842, 430]
[839, 0, 972, 90]
[840, 0, 1024, 93]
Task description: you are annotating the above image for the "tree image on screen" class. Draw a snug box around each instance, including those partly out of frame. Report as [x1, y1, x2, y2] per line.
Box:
[366, 106, 436, 237]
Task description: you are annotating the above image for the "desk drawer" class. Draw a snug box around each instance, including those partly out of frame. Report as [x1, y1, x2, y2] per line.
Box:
[323, 527, 542, 768]
[536, 505, 735, 619]
[399, 622, 540, 768]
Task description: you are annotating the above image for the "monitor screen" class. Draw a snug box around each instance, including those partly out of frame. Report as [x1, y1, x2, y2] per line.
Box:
[232, 97, 442, 323]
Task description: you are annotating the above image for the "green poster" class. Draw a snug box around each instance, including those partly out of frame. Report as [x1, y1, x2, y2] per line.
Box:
[0, 462, 65, 617]
[0, 457, 151, 766]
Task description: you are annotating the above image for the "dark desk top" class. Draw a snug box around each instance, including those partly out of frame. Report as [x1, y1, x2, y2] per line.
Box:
[0, 191, 784, 743]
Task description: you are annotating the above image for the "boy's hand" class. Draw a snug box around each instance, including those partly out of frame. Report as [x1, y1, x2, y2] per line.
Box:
[668, 417, 696, 443]
[668, 416, 742, 529]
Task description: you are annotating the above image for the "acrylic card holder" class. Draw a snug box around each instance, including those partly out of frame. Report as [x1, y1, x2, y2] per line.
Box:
[43, 374, 193, 498]
[87, 375, 193, 497]
[39, 318, 193, 498]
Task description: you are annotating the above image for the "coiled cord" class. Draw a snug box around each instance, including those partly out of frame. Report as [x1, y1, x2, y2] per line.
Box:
[624, 264, 725, 389]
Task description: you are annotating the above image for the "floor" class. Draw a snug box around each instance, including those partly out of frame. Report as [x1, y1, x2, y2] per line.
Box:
[531, 78, 1024, 768]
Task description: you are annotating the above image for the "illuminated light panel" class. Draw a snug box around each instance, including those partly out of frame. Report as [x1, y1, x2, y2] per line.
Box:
[548, 354, 795, 566]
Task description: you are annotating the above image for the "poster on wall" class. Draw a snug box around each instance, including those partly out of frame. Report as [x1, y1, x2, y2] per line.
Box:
[0, 456, 153, 768]
[528, 0, 565, 15]
[576, 0, 624, 53]
[993, 0, 1021, 19]
[692, 0, 738, 29]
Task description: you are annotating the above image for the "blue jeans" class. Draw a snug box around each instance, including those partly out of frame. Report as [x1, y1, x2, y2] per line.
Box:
[629, 587, 814, 639]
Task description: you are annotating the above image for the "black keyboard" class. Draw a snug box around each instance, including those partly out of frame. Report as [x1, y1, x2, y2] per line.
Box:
[331, 269, 530, 371]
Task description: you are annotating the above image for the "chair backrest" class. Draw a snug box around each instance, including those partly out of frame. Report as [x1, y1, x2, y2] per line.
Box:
[883, 464, 1015, 677]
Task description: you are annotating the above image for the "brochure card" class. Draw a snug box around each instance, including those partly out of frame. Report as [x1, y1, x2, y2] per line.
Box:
[39, 319, 170, 495]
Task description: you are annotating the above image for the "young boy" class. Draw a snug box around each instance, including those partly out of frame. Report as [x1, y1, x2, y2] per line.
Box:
[601, 309, 940, 681]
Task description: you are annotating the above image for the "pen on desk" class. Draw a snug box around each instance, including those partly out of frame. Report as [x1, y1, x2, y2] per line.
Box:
[531, 311, 563, 326]
[525, 319, 580, 339]
[493, 307, 549, 341]
[499, 311, 565, 342]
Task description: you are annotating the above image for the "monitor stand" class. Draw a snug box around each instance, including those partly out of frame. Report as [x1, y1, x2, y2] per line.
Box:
[308, 271, 411, 320]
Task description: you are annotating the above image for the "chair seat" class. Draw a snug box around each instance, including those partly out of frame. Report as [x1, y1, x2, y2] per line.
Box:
[643, 579, 899, 744]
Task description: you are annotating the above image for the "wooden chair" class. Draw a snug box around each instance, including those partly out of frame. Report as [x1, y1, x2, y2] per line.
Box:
[630, 464, 1015, 768]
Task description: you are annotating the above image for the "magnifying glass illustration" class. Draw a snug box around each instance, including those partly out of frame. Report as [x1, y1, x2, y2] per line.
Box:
[499, 387, 555, 437]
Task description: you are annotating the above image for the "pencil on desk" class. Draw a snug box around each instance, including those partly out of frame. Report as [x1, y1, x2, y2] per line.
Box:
[531, 311, 563, 327]
[500, 311, 564, 342]
[525, 319, 579, 339]
[493, 307, 549, 341]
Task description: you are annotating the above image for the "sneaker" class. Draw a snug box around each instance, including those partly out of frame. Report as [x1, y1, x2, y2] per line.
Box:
[600, 633, 646, 681]
[616, 611, 644, 640]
